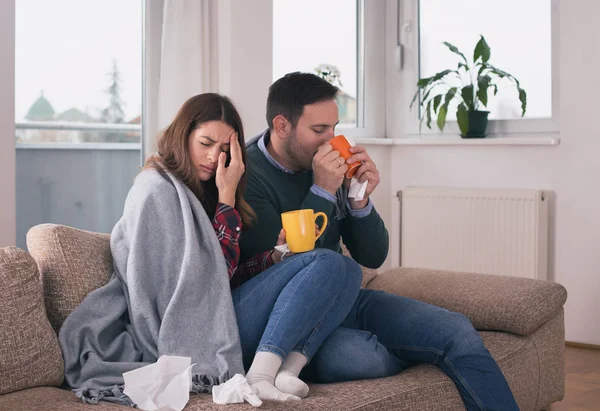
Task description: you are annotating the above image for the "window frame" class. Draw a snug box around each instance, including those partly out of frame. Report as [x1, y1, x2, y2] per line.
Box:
[386, 0, 560, 139]
[340, 0, 386, 139]
[271, 0, 386, 140]
[145, 0, 386, 143]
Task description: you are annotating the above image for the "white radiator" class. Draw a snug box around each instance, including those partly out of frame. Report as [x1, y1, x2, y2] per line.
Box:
[399, 187, 549, 280]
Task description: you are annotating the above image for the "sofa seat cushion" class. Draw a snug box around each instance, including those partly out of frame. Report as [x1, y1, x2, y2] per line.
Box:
[0, 387, 126, 411]
[187, 367, 465, 411]
[0, 247, 64, 395]
[0, 327, 550, 411]
[0, 370, 463, 411]
[180, 330, 538, 410]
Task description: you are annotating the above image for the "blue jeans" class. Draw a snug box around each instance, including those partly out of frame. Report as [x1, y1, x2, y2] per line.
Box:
[302, 289, 519, 411]
[231, 249, 362, 369]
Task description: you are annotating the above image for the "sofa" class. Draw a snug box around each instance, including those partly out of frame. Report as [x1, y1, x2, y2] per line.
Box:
[0, 223, 567, 410]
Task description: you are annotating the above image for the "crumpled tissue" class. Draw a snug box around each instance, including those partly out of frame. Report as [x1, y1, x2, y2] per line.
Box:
[212, 373, 263, 407]
[346, 137, 368, 201]
[274, 243, 290, 260]
[122, 355, 194, 411]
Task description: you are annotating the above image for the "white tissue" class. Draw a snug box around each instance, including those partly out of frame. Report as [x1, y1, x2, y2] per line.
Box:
[274, 243, 290, 260]
[212, 374, 263, 407]
[345, 137, 368, 201]
[349, 178, 368, 201]
[123, 355, 194, 411]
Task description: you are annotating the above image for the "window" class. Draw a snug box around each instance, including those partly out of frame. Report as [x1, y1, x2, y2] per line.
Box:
[392, 0, 558, 137]
[15, 0, 143, 248]
[273, 0, 359, 127]
[272, 0, 386, 138]
[16, 0, 142, 144]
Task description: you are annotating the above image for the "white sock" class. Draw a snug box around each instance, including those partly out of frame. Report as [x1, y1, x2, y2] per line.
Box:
[275, 351, 309, 398]
[245, 352, 301, 402]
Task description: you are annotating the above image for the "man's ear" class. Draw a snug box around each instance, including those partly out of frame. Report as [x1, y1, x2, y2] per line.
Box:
[272, 115, 290, 139]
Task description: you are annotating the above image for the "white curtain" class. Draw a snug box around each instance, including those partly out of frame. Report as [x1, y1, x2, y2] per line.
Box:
[144, 0, 218, 158]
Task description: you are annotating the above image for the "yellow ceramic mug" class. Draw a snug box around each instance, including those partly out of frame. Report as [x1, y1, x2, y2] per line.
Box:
[281, 209, 328, 253]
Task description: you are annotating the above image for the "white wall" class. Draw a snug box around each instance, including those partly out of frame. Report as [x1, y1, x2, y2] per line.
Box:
[365, 1, 600, 345]
[0, 0, 16, 247]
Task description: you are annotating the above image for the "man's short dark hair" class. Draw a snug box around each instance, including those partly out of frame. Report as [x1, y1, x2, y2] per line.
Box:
[266, 72, 339, 130]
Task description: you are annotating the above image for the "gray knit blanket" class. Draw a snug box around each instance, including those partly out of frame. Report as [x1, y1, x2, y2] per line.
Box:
[58, 168, 245, 406]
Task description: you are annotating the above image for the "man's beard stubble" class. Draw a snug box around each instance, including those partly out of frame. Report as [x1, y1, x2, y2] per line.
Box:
[284, 130, 316, 171]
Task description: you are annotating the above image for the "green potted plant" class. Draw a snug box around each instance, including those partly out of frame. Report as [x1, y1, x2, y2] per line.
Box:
[410, 35, 527, 138]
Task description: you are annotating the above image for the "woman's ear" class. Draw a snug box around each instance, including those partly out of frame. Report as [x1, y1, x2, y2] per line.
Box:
[272, 115, 290, 139]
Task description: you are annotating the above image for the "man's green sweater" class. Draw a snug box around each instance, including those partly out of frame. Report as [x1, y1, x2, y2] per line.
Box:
[240, 133, 389, 269]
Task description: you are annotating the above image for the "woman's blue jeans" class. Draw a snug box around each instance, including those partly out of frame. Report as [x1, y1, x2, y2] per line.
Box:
[302, 289, 520, 411]
[231, 249, 362, 368]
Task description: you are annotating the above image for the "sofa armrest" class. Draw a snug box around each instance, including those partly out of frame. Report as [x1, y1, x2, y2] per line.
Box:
[366, 267, 567, 335]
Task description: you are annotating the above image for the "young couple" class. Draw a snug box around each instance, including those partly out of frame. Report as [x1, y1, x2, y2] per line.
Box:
[59, 72, 518, 410]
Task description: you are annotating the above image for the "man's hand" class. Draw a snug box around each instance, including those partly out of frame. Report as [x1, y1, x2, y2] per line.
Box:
[312, 143, 348, 195]
[345, 146, 380, 209]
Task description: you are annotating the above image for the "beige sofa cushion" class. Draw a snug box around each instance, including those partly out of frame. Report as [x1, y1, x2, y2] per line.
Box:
[0, 247, 64, 395]
[27, 224, 113, 332]
[368, 267, 567, 335]
[0, 318, 564, 410]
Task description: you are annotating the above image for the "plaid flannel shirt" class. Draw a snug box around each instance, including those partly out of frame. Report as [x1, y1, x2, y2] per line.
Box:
[212, 203, 274, 288]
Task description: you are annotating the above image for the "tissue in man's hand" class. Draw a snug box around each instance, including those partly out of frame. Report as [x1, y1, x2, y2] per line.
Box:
[345, 137, 368, 201]
[212, 373, 263, 407]
[123, 355, 194, 411]
[349, 178, 368, 201]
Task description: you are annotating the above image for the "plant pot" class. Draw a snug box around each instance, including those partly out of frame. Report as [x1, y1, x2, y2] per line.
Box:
[463, 110, 489, 138]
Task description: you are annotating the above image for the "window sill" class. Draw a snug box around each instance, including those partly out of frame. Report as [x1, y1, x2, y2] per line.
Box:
[353, 135, 561, 146]
[16, 142, 142, 150]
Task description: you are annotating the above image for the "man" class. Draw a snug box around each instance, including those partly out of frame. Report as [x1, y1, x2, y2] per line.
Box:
[240, 72, 518, 410]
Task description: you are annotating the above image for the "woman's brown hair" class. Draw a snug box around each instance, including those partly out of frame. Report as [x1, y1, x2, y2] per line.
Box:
[144, 93, 256, 228]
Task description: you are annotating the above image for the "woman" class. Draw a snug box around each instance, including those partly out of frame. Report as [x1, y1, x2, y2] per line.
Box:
[59, 93, 362, 405]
